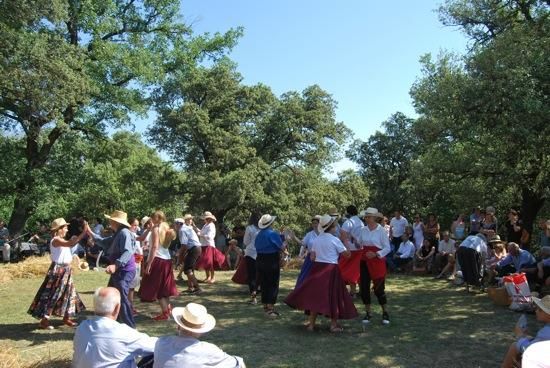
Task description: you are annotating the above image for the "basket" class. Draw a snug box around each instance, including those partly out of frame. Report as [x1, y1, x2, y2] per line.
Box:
[487, 286, 511, 306]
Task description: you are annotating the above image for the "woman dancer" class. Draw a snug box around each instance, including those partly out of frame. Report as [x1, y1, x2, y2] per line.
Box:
[357, 208, 392, 325]
[295, 215, 321, 288]
[232, 212, 261, 304]
[285, 214, 357, 332]
[139, 210, 178, 320]
[28, 218, 86, 329]
[194, 211, 225, 283]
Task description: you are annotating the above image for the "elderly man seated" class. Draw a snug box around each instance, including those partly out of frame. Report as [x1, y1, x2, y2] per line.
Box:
[494, 242, 538, 283]
[73, 287, 157, 368]
[434, 231, 456, 279]
[154, 303, 245, 368]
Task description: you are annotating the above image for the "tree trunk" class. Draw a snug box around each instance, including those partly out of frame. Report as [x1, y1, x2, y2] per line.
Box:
[520, 187, 546, 246]
[7, 174, 36, 238]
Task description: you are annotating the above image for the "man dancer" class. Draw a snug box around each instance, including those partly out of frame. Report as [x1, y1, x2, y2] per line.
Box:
[175, 215, 202, 294]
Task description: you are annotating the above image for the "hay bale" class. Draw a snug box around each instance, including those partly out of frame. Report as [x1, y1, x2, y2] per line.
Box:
[0, 256, 51, 282]
[0, 347, 23, 368]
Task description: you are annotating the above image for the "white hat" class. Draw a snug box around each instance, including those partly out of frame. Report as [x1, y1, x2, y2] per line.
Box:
[140, 216, 151, 226]
[318, 214, 337, 233]
[183, 214, 194, 220]
[258, 214, 276, 229]
[311, 215, 321, 221]
[362, 207, 382, 218]
[172, 303, 216, 334]
[104, 210, 131, 228]
[201, 211, 217, 222]
[174, 218, 185, 224]
[533, 295, 550, 315]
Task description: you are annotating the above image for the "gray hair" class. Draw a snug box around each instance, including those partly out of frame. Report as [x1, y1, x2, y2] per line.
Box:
[93, 287, 120, 316]
[541, 246, 550, 257]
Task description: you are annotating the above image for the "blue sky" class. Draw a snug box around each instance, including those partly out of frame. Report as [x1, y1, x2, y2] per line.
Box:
[142, 1, 470, 173]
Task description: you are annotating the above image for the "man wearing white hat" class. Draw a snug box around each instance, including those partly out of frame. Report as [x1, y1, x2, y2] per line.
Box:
[153, 303, 245, 367]
[87, 210, 137, 328]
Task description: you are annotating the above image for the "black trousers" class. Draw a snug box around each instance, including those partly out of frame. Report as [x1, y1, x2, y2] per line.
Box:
[256, 253, 280, 305]
[359, 260, 387, 306]
[245, 255, 257, 295]
[457, 247, 482, 286]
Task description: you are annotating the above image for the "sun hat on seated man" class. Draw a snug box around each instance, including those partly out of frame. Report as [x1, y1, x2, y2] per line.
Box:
[172, 303, 216, 334]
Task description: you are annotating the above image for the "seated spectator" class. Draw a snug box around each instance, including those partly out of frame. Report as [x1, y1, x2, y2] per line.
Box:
[494, 242, 538, 283]
[484, 242, 507, 285]
[414, 239, 436, 274]
[537, 219, 550, 248]
[537, 247, 550, 288]
[434, 231, 456, 278]
[73, 287, 157, 368]
[225, 239, 243, 270]
[501, 295, 550, 368]
[393, 234, 415, 272]
[522, 340, 550, 368]
[153, 303, 245, 368]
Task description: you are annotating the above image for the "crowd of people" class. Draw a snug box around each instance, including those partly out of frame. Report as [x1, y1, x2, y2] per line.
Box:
[2, 203, 550, 367]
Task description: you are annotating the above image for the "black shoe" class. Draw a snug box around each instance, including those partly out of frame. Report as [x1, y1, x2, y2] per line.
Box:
[362, 312, 372, 323]
[382, 311, 390, 325]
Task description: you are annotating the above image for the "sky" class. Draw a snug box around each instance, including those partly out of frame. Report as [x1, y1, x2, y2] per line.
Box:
[140, 0, 470, 173]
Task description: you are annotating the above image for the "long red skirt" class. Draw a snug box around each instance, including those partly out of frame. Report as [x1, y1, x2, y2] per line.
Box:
[195, 246, 226, 271]
[139, 257, 178, 302]
[285, 262, 358, 319]
[338, 250, 363, 284]
[231, 258, 248, 285]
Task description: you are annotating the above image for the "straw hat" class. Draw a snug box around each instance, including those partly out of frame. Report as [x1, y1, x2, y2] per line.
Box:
[140, 216, 151, 227]
[201, 211, 217, 222]
[488, 235, 504, 244]
[311, 215, 321, 222]
[258, 214, 276, 229]
[105, 210, 131, 228]
[79, 261, 89, 271]
[533, 295, 550, 315]
[318, 214, 337, 233]
[362, 208, 382, 218]
[172, 303, 216, 334]
[328, 207, 340, 217]
[183, 214, 194, 221]
[50, 218, 69, 231]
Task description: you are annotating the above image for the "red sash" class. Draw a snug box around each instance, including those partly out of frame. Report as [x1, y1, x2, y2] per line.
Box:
[338, 250, 363, 284]
[362, 245, 386, 280]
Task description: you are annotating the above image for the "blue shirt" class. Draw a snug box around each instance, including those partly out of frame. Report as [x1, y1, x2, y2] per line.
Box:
[497, 249, 537, 271]
[254, 228, 284, 254]
[517, 324, 550, 353]
[91, 227, 136, 271]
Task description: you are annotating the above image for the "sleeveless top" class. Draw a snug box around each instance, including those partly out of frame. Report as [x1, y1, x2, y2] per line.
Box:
[50, 237, 73, 264]
[155, 223, 173, 260]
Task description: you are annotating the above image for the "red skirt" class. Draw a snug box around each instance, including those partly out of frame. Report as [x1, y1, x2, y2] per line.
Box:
[196, 246, 226, 271]
[284, 262, 358, 319]
[231, 258, 248, 285]
[362, 245, 386, 280]
[338, 250, 363, 284]
[139, 257, 178, 302]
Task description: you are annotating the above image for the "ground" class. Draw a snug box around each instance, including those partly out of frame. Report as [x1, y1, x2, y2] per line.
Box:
[0, 266, 533, 368]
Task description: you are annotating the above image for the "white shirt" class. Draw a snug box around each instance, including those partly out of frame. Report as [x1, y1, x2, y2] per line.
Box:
[438, 238, 456, 254]
[341, 215, 363, 250]
[243, 225, 259, 259]
[72, 316, 157, 368]
[311, 232, 347, 264]
[199, 223, 216, 247]
[179, 224, 201, 249]
[459, 235, 488, 257]
[357, 224, 391, 258]
[302, 230, 319, 250]
[390, 216, 409, 238]
[522, 341, 550, 368]
[396, 240, 415, 259]
[153, 335, 244, 368]
[50, 238, 73, 264]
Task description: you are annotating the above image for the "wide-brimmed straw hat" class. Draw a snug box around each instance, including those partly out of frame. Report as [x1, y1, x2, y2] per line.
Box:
[50, 218, 69, 231]
[328, 207, 340, 217]
[533, 295, 550, 315]
[362, 208, 382, 218]
[172, 303, 216, 334]
[258, 214, 276, 229]
[201, 211, 217, 222]
[140, 216, 151, 227]
[318, 214, 337, 233]
[488, 235, 504, 244]
[104, 210, 131, 228]
[79, 261, 89, 271]
[183, 214, 194, 221]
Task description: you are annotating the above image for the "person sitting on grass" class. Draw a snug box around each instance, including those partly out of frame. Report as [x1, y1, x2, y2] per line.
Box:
[73, 287, 157, 368]
[153, 303, 246, 367]
[414, 239, 436, 274]
[434, 231, 456, 279]
[501, 295, 550, 368]
[484, 242, 507, 285]
[494, 242, 538, 283]
[393, 233, 415, 272]
[225, 239, 243, 270]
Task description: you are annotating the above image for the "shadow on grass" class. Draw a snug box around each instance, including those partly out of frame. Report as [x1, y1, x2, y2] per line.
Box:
[0, 322, 75, 345]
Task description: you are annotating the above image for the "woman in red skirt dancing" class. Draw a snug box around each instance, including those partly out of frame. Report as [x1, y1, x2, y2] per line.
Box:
[285, 214, 357, 332]
[139, 210, 178, 320]
[194, 211, 225, 283]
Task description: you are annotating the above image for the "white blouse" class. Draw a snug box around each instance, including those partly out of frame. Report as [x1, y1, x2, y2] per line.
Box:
[243, 225, 259, 259]
[199, 223, 216, 247]
[311, 232, 347, 264]
[50, 237, 73, 264]
[357, 224, 391, 258]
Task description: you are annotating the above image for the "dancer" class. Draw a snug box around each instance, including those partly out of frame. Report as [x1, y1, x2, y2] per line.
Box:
[285, 215, 357, 332]
[456, 233, 488, 292]
[28, 218, 86, 329]
[87, 210, 138, 328]
[139, 210, 178, 320]
[255, 214, 286, 317]
[128, 218, 143, 316]
[295, 215, 321, 287]
[357, 208, 392, 325]
[232, 212, 261, 304]
[338, 205, 364, 296]
[176, 215, 202, 295]
[194, 211, 225, 283]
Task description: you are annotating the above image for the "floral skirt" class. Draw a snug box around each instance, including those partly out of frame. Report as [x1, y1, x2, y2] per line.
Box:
[28, 263, 85, 319]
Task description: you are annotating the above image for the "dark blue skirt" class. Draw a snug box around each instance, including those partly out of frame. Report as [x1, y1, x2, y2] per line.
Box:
[295, 256, 313, 288]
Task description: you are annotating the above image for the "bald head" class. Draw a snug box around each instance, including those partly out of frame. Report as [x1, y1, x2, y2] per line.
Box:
[94, 287, 121, 319]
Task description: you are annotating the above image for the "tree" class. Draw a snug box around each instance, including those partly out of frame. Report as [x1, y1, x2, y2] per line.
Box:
[0, 0, 239, 235]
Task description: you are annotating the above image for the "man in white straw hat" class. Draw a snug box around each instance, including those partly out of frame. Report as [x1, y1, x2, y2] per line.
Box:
[501, 295, 550, 368]
[153, 303, 246, 367]
[86, 210, 137, 328]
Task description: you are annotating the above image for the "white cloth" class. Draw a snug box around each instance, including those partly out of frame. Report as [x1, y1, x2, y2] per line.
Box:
[438, 239, 456, 254]
[199, 222, 216, 247]
[396, 240, 416, 259]
[459, 235, 488, 258]
[153, 335, 244, 368]
[357, 224, 391, 258]
[341, 215, 363, 250]
[412, 222, 424, 250]
[50, 238, 73, 264]
[72, 316, 157, 368]
[311, 232, 347, 264]
[390, 216, 409, 238]
[243, 225, 259, 259]
[179, 224, 201, 249]
[522, 341, 550, 368]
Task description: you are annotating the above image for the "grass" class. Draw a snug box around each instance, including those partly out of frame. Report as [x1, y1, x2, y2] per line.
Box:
[0, 258, 538, 368]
